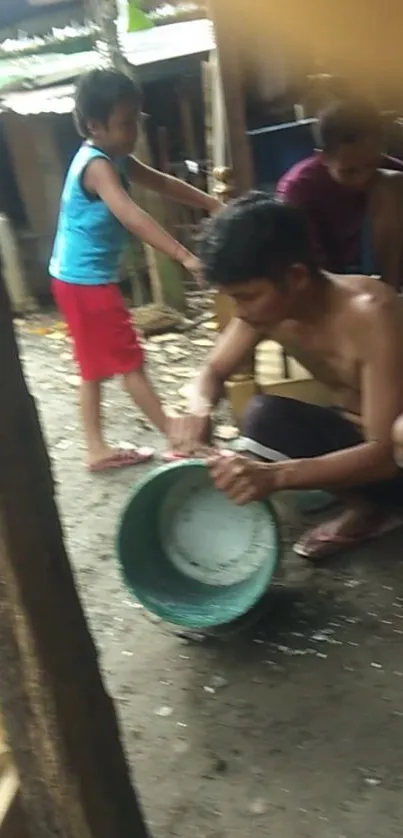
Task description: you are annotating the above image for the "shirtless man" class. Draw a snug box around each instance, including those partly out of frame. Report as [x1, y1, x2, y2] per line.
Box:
[172, 192, 403, 561]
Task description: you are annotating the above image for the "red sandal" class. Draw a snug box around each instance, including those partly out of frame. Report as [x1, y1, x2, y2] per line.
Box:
[88, 447, 154, 473]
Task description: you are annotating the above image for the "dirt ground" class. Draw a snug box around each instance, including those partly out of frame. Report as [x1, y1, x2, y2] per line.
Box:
[15, 307, 403, 838]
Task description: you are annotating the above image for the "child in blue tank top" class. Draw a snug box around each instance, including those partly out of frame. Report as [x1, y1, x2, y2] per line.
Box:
[50, 69, 221, 472]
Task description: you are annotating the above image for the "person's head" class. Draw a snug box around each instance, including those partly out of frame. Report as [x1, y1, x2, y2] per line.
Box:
[74, 69, 142, 156]
[315, 99, 383, 190]
[198, 192, 319, 330]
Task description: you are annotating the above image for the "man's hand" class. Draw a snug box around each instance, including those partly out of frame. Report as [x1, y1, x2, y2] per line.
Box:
[165, 413, 211, 454]
[208, 197, 224, 216]
[181, 253, 205, 287]
[208, 451, 281, 504]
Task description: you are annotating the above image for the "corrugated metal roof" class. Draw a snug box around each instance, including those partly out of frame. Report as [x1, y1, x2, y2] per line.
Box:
[1, 83, 76, 114]
[0, 0, 80, 31]
[0, 18, 214, 95]
[0, 51, 98, 93]
[125, 17, 213, 63]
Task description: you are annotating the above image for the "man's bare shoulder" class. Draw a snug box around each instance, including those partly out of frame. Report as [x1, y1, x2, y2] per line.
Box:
[338, 274, 403, 353]
[334, 272, 396, 306]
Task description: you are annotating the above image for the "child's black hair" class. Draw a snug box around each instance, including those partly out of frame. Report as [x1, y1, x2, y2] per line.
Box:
[198, 191, 317, 289]
[315, 99, 382, 156]
[74, 68, 141, 138]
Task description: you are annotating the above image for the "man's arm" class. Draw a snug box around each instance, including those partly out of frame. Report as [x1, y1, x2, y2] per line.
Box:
[188, 317, 263, 415]
[370, 169, 403, 291]
[277, 297, 403, 492]
[166, 317, 262, 451]
[129, 156, 221, 214]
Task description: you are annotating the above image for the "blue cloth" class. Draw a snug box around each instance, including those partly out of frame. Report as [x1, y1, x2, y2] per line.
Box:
[345, 215, 377, 276]
[49, 143, 130, 285]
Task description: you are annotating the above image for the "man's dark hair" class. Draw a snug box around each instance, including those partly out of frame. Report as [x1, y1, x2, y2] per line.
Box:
[198, 191, 316, 288]
[315, 99, 382, 156]
[74, 69, 141, 137]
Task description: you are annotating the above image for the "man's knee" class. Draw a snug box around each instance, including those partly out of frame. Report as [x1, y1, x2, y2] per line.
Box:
[242, 394, 291, 441]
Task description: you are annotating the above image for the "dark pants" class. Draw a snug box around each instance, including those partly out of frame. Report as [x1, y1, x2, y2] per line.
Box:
[241, 395, 403, 506]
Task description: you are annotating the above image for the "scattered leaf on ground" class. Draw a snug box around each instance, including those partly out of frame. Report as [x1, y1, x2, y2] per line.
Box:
[149, 333, 177, 343]
[164, 346, 187, 360]
[192, 338, 214, 348]
[30, 326, 51, 336]
[248, 799, 268, 816]
[65, 374, 81, 388]
[160, 374, 177, 384]
[155, 706, 173, 718]
[178, 383, 192, 400]
[46, 331, 66, 341]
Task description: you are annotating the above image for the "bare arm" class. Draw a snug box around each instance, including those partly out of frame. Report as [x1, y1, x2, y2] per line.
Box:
[188, 317, 262, 414]
[84, 158, 192, 264]
[129, 156, 221, 213]
[369, 170, 403, 291]
[278, 298, 403, 491]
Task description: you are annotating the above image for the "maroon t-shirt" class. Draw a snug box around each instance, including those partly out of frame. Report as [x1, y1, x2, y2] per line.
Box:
[276, 153, 403, 273]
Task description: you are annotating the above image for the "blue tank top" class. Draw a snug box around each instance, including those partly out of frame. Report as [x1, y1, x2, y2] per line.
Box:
[49, 144, 130, 285]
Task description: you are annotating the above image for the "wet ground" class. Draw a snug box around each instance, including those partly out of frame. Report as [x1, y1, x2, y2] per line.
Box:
[16, 311, 403, 838]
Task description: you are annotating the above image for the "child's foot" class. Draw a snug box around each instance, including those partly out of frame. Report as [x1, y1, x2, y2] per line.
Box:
[161, 446, 216, 463]
[88, 446, 154, 473]
[161, 450, 189, 463]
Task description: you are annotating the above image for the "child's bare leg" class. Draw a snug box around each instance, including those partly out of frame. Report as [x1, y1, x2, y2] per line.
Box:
[81, 379, 154, 470]
[123, 368, 166, 433]
[80, 379, 112, 465]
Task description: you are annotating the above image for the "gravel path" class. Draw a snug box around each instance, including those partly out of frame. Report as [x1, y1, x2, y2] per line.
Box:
[15, 311, 403, 838]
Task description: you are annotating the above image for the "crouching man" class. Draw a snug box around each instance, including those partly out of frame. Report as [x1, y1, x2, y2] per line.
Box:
[171, 193, 403, 561]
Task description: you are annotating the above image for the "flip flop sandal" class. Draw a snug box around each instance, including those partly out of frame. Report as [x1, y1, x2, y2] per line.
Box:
[89, 447, 154, 473]
[294, 514, 403, 562]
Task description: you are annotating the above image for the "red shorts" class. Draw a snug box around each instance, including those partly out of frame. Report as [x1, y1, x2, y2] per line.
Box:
[52, 279, 144, 381]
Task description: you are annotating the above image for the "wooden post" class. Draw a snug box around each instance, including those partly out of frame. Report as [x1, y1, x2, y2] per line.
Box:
[0, 734, 22, 838]
[132, 119, 187, 312]
[177, 80, 198, 164]
[0, 215, 35, 315]
[0, 265, 150, 836]
[211, 167, 257, 422]
[207, 0, 257, 422]
[208, 0, 254, 193]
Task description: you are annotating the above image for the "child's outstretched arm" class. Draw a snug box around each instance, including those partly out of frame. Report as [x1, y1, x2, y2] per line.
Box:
[129, 156, 222, 215]
[85, 158, 203, 283]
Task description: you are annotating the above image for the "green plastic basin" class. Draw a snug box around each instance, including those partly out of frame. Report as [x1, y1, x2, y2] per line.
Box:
[117, 459, 280, 629]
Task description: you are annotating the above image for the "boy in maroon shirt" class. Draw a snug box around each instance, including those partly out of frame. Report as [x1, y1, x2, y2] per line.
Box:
[277, 100, 403, 287]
